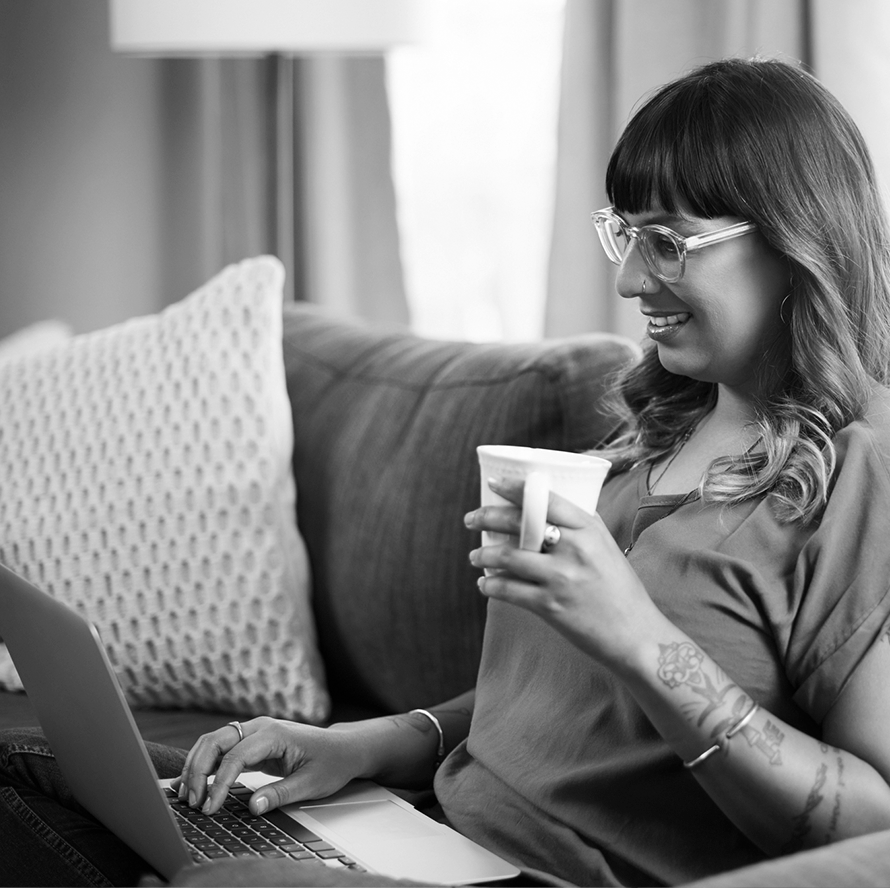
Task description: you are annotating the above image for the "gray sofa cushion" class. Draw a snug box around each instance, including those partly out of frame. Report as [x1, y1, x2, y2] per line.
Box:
[282, 303, 638, 714]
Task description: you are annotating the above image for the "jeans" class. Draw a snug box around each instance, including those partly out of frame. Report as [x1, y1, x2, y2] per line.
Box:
[0, 728, 186, 887]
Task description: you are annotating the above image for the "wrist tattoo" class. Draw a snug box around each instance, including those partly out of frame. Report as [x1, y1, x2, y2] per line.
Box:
[656, 641, 736, 726]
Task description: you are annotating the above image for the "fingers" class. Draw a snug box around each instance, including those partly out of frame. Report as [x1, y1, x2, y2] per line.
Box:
[470, 541, 551, 585]
[476, 569, 551, 613]
[466, 477, 594, 535]
[464, 501, 522, 536]
[178, 719, 356, 817]
[468, 511, 616, 586]
[179, 718, 266, 813]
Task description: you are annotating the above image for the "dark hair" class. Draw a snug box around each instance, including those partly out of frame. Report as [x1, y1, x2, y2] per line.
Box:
[598, 57, 890, 522]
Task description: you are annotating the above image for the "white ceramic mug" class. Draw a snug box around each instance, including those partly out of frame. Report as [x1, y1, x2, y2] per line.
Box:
[476, 445, 612, 555]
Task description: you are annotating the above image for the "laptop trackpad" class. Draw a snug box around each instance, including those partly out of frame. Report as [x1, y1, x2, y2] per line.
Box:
[300, 800, 518, 884]
[303, 799, 442, 839]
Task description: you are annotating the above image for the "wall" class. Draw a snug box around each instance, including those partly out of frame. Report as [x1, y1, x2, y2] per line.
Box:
[0, 0, 167, 338]
[0, 1, 409, 339]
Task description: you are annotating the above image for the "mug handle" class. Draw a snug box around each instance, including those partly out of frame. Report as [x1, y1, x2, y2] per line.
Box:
[519, 471, 550, 552]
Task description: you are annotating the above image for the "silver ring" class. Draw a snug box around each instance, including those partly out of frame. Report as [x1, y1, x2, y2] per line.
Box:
[541, 524, 561, 552]
[642, 279, 647, 294]
[227, 720, 244, 743]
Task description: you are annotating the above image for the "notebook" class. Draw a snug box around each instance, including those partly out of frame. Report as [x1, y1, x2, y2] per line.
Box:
[0, 562, 520, 885]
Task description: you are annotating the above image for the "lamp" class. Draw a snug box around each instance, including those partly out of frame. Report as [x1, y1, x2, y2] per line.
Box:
[109, 0, 426, 55]
[110, 0, 426, 303]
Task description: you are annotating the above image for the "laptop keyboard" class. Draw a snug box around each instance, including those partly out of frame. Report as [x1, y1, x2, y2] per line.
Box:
[164, 784, 367, 872]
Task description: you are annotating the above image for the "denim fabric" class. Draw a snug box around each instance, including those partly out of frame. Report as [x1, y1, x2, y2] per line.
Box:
[0, 728, 186, 887]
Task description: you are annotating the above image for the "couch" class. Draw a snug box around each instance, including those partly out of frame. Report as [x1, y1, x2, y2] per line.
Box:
[0, 274, 636, 747]
[3, 265, 890, 888]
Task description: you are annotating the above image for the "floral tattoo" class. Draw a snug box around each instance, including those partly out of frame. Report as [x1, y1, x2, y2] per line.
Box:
[657, 641, 736, 725]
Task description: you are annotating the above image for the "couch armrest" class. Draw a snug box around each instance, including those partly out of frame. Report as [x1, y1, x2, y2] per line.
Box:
[682, 829, 890, 888]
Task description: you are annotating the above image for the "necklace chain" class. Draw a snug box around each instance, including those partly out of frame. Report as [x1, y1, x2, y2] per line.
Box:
[624, 423, 700, 556]
[646, 424, 697, 496]
[624, 489, 696, 556]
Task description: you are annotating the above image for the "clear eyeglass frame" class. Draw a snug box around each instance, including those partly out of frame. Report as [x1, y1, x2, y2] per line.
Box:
[590, 206, 758, 283]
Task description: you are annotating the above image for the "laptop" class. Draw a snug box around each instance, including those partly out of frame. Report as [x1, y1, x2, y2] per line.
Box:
[0, 562, 520, 885]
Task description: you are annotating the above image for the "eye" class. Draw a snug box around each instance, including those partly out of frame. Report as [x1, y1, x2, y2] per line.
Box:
[614, 226, 632, 249]
[650, 233, 681, 258]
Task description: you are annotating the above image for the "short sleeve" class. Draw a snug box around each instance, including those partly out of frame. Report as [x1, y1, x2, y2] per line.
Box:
[787, 414, 890, 722]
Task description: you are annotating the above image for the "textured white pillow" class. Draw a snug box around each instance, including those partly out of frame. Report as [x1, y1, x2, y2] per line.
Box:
[0, 319, 72, 364]
[0, 256, 329, 722]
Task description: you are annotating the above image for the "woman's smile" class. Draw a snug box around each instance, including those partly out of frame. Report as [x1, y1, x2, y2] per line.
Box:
[644, 311, 692, 341]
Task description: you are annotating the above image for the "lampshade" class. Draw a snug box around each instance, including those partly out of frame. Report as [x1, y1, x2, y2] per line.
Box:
[110, 0, 427, 54]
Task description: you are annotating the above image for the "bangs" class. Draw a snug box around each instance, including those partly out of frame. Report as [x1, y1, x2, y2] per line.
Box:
[606, 78, 752, 220]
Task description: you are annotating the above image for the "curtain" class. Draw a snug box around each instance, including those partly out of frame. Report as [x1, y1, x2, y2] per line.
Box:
[811, 0, 890, 206]
[158, 56, 409, 326]
[544, 0, 809, 341]
[298, 58, 409, 325]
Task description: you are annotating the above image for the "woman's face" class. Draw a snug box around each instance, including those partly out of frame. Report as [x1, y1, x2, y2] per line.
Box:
[615, 206, 790, 396]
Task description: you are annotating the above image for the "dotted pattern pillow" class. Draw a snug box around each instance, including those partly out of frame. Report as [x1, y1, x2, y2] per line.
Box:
[0, 256, 329, 723]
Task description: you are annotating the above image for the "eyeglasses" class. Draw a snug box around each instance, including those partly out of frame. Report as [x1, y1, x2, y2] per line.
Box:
[591, 206, 757, 283]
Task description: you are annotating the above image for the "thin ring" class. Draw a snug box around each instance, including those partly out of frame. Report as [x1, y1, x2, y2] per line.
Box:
[541, 524, 561, 552]
[227, 720, 244, 743]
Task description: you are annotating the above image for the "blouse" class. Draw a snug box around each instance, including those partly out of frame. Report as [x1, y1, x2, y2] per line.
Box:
[435, 384, 890, 886]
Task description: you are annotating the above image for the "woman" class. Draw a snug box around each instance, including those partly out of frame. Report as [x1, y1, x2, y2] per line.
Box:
[5, 57, 890, 887]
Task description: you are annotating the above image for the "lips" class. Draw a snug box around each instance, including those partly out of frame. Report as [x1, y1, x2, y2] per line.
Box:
[645, 312, 691, 342]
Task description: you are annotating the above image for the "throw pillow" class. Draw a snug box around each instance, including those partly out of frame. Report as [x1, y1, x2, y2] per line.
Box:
[0, 320, 72, 364]
[0, 256, 329, 723]
[0, 319, 73, 690]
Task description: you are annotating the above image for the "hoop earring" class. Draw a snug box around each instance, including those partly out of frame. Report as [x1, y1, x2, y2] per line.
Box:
[779, 293, 792, 324]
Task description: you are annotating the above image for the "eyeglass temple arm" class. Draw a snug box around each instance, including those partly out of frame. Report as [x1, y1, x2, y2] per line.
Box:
[685, 221, 757, 250]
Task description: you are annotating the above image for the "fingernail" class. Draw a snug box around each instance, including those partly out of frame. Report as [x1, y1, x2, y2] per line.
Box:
[464, 511, 476, 526]
[189, 791, 197, 808]
[201, 799, 213, 814]
[254, 797, 269, 815]
[469, 548, 480, 564]
[487, 476, 500, 489]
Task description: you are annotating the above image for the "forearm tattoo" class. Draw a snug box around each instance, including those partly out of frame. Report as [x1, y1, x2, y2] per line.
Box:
[657, 641, 786, 765]
[822, 745, 846, 846]
[657, 641, 735, 726]
[657, 642, 851, 851]
[734, 716, 784, 766]
[782, 762, 828, 853]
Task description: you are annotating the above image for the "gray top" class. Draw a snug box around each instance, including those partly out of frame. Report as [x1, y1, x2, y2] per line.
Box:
[437, 385, 890, 886]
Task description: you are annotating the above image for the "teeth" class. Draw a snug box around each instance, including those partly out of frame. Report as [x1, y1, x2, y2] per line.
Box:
[650, 313, 691, 327]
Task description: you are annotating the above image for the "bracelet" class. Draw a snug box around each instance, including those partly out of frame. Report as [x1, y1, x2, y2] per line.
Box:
[683, 701, 760, 770]
[409, 708, 446, 768]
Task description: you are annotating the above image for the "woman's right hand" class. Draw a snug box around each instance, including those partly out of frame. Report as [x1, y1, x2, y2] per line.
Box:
[176, 717, 369, 817]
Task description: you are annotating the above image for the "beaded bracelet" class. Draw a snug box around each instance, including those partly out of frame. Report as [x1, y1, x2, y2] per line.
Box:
[683, 701, 760, 770]
[409, 708, 446, 768]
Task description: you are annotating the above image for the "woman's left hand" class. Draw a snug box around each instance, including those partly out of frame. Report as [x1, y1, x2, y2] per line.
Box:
[465, 477, 662, 669]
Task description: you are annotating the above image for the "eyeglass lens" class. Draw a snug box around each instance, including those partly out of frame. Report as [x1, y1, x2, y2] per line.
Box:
[599, 217, 683, 281]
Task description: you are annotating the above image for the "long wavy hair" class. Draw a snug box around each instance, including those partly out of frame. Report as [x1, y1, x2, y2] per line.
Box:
[597, 57, 890, 523]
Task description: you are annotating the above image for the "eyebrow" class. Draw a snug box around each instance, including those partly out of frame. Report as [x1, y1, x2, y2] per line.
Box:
[620, 210, 702, 233]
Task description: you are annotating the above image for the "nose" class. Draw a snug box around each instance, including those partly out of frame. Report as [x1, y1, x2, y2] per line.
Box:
[615, 243, 661, 300]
